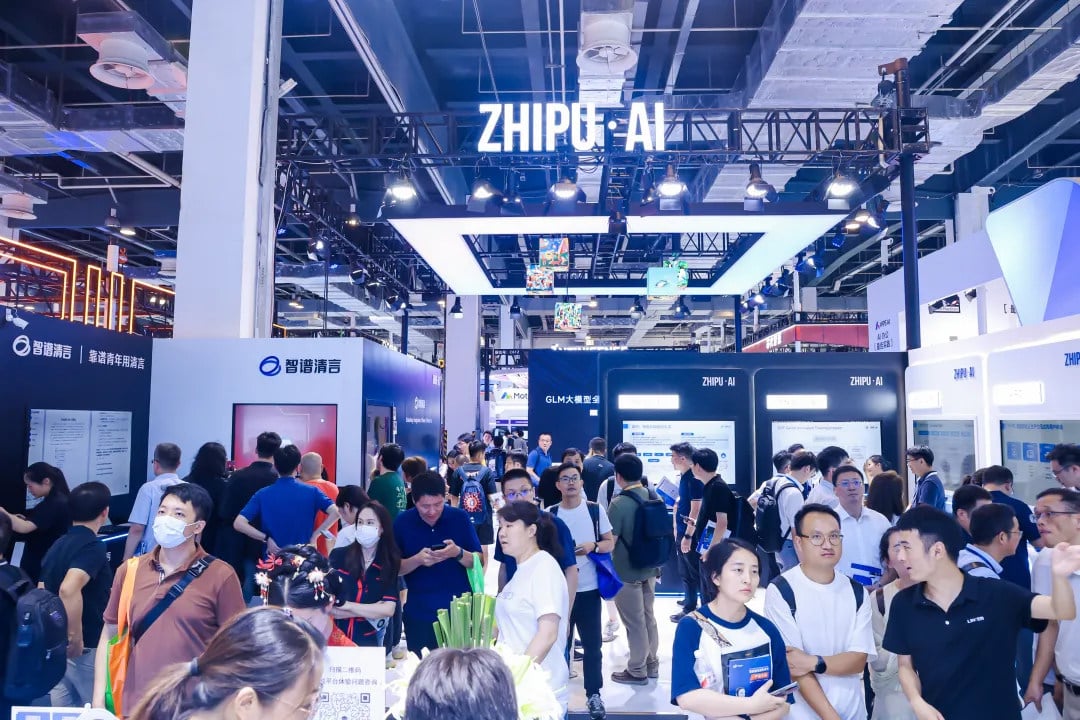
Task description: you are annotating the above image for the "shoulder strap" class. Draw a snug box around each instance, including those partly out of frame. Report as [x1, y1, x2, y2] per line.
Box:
[772, 576, 797, 617]
[848, 576, 865, 611]
[606, 480, 614, 504]
[875, 587, 886, 616]
[131, 556, 216, 644]
[116, 557, 140, 634]
[960, 561, 989, 573]
[587, 501, 601, 542]
[0, 566, 31, 604]
[689, 611, 732, 649]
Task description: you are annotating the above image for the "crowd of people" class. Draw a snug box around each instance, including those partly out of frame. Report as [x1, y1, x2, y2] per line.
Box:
[0, 429, 1079, 720]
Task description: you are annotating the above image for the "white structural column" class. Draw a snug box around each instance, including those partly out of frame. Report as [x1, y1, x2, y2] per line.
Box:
[173, 0, 281, 338]
[498, 304, 515, 348]
[444, 296, 481, 440]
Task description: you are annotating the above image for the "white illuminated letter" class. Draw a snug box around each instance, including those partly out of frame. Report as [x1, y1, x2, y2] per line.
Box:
[571, 103, 598, 151]
[625, 102, 653, 152]
[503, 104, 529, 152]
[532, 103, 544, 152]
[545, 104, 571, 152]
[477, 104, 502, 153]
[653, 102, 666, 151]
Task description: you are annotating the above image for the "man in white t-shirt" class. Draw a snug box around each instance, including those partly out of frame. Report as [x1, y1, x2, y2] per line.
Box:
[773, 451, 816, 571]
[553, 464, 615, 720]
[1026, 487, 1080, 719]
[765, 503, 875, 720]
[834, 465, 892, 588]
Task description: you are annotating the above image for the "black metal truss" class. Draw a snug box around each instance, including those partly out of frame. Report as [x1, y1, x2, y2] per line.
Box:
[277, 107, 930, 166]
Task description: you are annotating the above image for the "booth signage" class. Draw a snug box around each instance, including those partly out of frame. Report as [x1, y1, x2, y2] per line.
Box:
[953, 365, 976, 381]
[259, 354, 341, 377]
[1065, 351, 1080, 367]
[478, 101, 667, 153]
[849, 375, 885, 387]
[546, 393, 600, 405]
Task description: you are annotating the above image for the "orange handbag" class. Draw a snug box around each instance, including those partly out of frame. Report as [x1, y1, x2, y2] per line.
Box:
[105, 557, 140, 717]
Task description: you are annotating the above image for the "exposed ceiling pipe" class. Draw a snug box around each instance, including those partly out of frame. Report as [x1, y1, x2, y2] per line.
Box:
[114, 152, 181, 188]
[663, 0, 700, 95]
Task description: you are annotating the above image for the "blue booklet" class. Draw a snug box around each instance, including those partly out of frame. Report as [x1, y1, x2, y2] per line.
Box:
[723, 644, 772, 697]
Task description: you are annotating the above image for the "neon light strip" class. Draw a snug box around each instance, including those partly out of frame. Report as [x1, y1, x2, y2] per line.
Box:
[0, 236, 78, 319]
[0, 251, 69, 319]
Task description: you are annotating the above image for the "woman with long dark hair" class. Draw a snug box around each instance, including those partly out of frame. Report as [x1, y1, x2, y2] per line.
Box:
[328, 500, 401, 646]
[258, 544, 353, 647]
[0, 461, 71, 581]
[127, 607, 325, 720]
[184, 442, 229, 554]
[866, 471, 906, 523]
[672, 539, 791, 719]
[495, 500, 569, 713]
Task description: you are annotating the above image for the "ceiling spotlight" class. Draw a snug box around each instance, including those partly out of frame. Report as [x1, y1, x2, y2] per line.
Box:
[608, 210, 627, 236]
[119, 226, 137, 237]
[289, 295, 303, 309]
[749, 290, 766, 308]
[394, 296, 409, 312]
[345, 203, 361, 227]
[449, 297, 464, 319]
[149, 296, 158, 305]
[672, 298, 691, 319]
[350, 267, 367, 285]
[795, 252, 817, 275]
[307, 236, 328, 261]
[509, 299, 522, 318]
[776, 269, 793, 294]
[826, 171, 859, 198]
[629, 297, 644, 319]
[761, 276, 783, 297]
[657, 165, 686, 198]
[471, 179, 496, 200]
[104, 207, 121, 229]
[550, 177, 583, 201]
[588, 298, 599, 308]
[437, 297, 446, 308]
[745, 162, 778, 202]
[387, 173, 418, 203]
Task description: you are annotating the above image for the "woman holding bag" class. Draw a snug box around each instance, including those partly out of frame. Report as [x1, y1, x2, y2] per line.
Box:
[552, 462, 617, 720]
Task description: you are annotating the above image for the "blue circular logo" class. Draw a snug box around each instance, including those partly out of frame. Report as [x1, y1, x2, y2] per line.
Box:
[259, 355, 281, 377]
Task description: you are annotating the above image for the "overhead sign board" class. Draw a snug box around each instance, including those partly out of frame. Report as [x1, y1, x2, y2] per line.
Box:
[478, 102, 667, 153]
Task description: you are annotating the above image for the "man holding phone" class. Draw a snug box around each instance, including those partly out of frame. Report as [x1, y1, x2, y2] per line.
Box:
[393, 471, 482, 653]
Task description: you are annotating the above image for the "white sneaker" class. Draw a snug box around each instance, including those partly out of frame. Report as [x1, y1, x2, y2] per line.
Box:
[602, 620, 619, 643]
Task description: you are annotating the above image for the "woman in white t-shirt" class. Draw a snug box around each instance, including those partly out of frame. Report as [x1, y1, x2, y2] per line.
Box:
[495, 500, 570, 714]
[671, 538, 793, 719]
[869, 527, 917, 720]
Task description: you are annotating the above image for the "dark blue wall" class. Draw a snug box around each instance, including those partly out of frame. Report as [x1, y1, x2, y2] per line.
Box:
[361, 341, 444, 470]
[0, 313, 153, 522]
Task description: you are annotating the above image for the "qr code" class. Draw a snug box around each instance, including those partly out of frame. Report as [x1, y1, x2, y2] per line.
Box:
[314, 693, 373, 720]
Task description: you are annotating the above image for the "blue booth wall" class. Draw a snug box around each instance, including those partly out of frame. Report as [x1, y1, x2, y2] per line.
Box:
[0, 313, 152, 522]
[361, 340, 444, 471]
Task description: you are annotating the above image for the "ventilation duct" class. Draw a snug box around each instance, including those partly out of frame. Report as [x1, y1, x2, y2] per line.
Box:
[578, 0, 638, 106]
[0, 173, 47, 220]
[77, 11, 188, 118]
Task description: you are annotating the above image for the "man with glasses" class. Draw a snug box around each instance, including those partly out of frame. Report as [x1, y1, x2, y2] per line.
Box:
[1048, 444, 1080, 490]
[834, 465, 891, 588]
[553, 463, 615, 720]
[905, 446, 946, 511]
[765, 503, 875, 720]
[957, 503, 1021, 579]
[494, 468, 577, 593]
[123, 442, 184, 559]
[1027, 488, 1080, 719]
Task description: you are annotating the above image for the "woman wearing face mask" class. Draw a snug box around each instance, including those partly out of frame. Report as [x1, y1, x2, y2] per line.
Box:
[328, 501, 401, 646]
[0, 462, 72, 582]
[259, 544, 353, 647]
[332, 485, 370, 549]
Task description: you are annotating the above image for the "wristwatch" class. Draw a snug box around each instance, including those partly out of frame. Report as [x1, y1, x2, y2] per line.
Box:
[814, 655, 827, 674]
[456, 547, 465, 561]
[683, 534, 693, 540]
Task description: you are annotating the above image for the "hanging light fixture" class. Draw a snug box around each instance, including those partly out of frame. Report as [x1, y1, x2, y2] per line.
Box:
[745, 162, 778, 202]
[826, 171, 859, 198]
[629, 297, 644, 319]
[387, 172, 418, 202]
[509, 299, 522, 318]
[449, 297, 464, 319]
[345, 203, 361, 227]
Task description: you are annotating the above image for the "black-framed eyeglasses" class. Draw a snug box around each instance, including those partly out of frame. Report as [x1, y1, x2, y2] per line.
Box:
[558, 474, 581, 484]
[797, 532, 843, 546]
[505, 489, 533, 501]
[1034, 510, 1080, 521]
[1051, 464, 1077, 477]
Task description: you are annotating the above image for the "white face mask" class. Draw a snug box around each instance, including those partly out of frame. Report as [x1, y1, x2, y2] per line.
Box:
[336, 523, 357, 548]
[357, 524, 381, 548]
[153, 515, 196, 549]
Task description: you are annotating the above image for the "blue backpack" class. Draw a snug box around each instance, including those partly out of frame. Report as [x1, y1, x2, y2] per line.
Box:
[456, 465, 492, 526]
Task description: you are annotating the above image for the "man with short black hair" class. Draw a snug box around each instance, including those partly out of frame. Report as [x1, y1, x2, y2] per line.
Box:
[1027, 488, 1080, 719]
[494, 469, 576, 590]
[833, 465, 891, 587]
[42, 482, 113, 707]
[233, 444, 340, 556]
[394, 471, 482, 653]
[885, 505, 1080, 720]
[670, 441, 702, 623]
[527, 432, 554, 484]
[485, 434, 507, 480]
[952, 483, 993, 543]
[597, 442, 642, 511]
[124, 441, 184, 559]
[688, 448, 737, 555]
[765, 503, 875, 720]
[582, 437, 614, 503]
[506, 450, 528, 473]
[95, 483, 245, 710]
[1048, 444, 1080, 490]
[905, 446, 945, 510]
[957, 503, 1020, 579]
[608, 454, 659, 685]
[770, 450, 816, 572]
[218, 431, 280, 590]
[369, 443, 407, 519]
[450, 440, 502, 566]
[808, 445, 851, 509]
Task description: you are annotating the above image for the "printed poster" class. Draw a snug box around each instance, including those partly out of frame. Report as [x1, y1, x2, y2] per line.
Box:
[526, 264, 554, 293]
[538, 236, 569, 271]
[554, 302, 582, 330]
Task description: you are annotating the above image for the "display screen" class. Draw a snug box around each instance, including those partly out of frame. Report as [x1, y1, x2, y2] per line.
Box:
[232, 404, 338, 481]
[912, 419, 977, 490]
[1000, 420, 1080, 504]
[27, 409, 133, 495]
[770, 421, 882, 471]
[622, 420, 737, 486]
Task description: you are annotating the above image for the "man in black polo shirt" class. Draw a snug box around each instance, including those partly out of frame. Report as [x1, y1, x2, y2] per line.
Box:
[40, 481, 113, 707]
[884, 506, 1080, 720]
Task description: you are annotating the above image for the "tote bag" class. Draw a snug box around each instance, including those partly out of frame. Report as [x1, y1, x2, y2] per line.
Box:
[105, 558, 140, 717]
[588, 551, 623, 600]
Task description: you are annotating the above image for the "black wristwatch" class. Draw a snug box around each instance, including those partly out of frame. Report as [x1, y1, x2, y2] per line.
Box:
[814, 655, 827, 674]
[456, 547, 464, 561]
[683, 534, 693, 540]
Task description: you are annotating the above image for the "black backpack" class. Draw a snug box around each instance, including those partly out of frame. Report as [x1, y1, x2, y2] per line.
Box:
[0, 565, 67, 700]
[755, 477, 802, 553]
[617, 489, 674, 569]
[771, 573, 865, 616]
[731, 489, 759, 546]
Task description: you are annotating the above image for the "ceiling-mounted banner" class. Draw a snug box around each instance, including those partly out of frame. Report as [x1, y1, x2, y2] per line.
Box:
[554, 302, 583, 331]
[477, 102, 666, 153]
[526, 265, 554, 294]
[538, 237, 570, 271]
